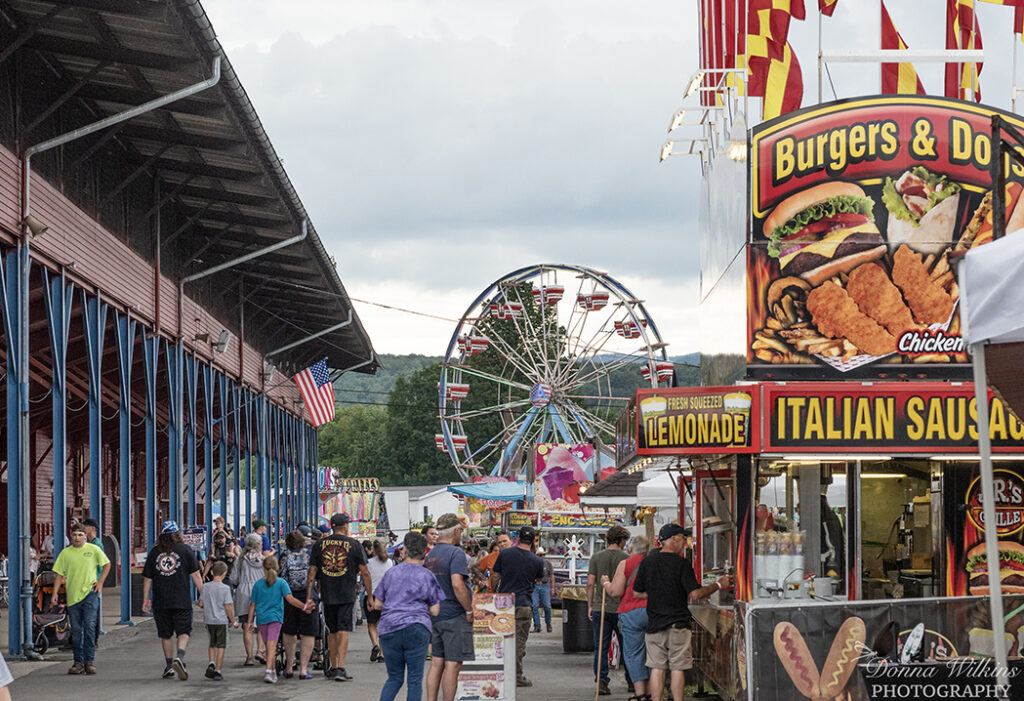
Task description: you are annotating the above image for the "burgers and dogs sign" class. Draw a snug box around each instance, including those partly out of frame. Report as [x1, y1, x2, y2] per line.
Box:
[748, 96, 1024, 377]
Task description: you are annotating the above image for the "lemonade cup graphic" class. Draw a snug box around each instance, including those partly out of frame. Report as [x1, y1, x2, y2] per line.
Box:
[639, 395, 667, 419]
[723, 392, 752, 417]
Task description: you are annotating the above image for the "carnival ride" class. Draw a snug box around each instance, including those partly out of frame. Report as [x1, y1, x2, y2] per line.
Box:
[437, 264, 673, 481]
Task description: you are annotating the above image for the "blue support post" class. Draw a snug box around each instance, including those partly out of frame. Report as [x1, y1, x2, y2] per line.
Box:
[232, 384, 241, 536]
[41, 270, 74, 559]
[141, 333, 159, 547]
[260, 396, 270, 522]
[114, 312, 137, 625]
[244, 389, 253, 528]
[274, 407, 282, 532]
[312, 426, 320, 525]
[165, 341, 183, 523]
[218, 373, 229, 527]
[81, 293, 107, 525]
[202, 365, 215, 524]
[298, 420, 306, 528]
[288, 417, 296, 530]
[184, 355, 198, 525]
[1, 252, 24, 655]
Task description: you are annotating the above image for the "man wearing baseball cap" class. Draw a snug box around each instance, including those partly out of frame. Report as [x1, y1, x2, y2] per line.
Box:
[252, 519, 273, 556]
[141, 521, 204, 681]
[632, 524, 731, 701]
[490, 526, 545, 688]
[424, 513, 473, 701]
[307, 512, 372, 682]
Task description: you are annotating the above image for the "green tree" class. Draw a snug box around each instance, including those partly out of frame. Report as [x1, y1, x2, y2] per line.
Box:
[384, 365, 461, 485]
[318, 404, 389, 478]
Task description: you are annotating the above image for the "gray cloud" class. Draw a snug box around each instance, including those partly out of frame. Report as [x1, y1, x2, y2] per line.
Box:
[211, 4, 702, 291]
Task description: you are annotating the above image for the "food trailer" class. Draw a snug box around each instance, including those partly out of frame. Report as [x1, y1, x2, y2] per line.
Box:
[631, 94, 1024, 700]
[317, 471, 388, 538]
[618, 382, 1024, 699]
[502, 509, 623, 587]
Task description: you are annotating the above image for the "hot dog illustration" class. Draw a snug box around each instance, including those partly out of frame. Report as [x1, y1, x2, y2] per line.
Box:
[774, 617, 867, 700]
[819, 617, 866, 698]
[774, 622, 821, 699]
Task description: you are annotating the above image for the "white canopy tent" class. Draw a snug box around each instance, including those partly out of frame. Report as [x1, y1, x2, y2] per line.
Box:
[636, 472, 678, 508]
[960, 228, 1024, 684]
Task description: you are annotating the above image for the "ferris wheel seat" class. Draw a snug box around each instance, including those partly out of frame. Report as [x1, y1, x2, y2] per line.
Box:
[532, 285, 565, 304]
[576, 292, 609, 311]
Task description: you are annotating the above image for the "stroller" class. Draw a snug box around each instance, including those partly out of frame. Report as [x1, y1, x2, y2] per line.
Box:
[32, 568, 70, 654]
[274, 604, 328, 676]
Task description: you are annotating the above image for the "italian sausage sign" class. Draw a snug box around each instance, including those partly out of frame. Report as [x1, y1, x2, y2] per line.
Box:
[747, 96, 1024, 379]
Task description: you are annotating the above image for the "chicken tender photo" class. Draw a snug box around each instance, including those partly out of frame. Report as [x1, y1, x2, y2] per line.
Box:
[891, 245, 955, 324]
[806, 282, 897, 356]
[846, 263, 917, 336]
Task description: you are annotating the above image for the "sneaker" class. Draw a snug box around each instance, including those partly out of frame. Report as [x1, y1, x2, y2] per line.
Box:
[533, 627, 541, 633]
[212, 671, 223, 681]
[205, 662, 217, 679]
[598, 680, 611, 696]
[68, 663, 85, 675]
[370, 644, 380, 662]
[264, 669, 277, 684]
[172, 657, 188, 681]
[161, 666, 175, 679]
[84, 663, 97, 675]
[334, 667, 351, 681]
[516, 676, 533, 687]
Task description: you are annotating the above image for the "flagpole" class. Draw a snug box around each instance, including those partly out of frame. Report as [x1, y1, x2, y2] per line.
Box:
[1014, 32, 1019, 112]
[817, 6, 823, 102]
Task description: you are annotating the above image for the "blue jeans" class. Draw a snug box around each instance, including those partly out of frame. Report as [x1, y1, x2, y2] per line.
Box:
[68, 590, 99, 664]
[531, 585, 551, 629]
[380, 623, 431, 701]
[592, 610, 619, 684]
[618, 607, 650, 683]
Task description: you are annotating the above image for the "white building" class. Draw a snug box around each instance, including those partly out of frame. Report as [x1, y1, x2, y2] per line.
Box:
[382, 484, 462, 535]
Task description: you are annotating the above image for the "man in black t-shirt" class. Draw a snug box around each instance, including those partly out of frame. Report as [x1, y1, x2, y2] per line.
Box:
[491, 526, 544, 688]
[141, 521, 203, 681]
[632, 524, 731, 701]
[307, 512, 372, 682]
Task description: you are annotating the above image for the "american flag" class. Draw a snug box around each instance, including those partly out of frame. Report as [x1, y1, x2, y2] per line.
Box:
[293, 358, 336, 426]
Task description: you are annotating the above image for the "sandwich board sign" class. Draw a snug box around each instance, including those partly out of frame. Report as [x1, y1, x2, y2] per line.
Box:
[182, 525, 208, 554]
[746, 95, 1024, 379]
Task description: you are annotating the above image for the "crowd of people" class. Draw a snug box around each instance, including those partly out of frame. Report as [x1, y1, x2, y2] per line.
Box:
[27, 512, 730, 701]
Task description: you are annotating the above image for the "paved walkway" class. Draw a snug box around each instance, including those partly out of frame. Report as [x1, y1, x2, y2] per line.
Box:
[2, 605, 635, 701]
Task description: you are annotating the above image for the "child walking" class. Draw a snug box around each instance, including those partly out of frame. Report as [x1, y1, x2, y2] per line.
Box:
[200, 560, 238, 681]
[247, 555, 313, 684]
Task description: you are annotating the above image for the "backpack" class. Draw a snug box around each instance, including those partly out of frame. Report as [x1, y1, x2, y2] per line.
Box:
[281, 548, 310, 591]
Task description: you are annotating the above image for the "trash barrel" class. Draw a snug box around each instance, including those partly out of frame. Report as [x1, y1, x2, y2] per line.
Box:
[558, 586, 593, 653]
[131, 571, 146, 617]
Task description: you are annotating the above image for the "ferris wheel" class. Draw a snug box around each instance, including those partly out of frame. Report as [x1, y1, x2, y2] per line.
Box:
[437, 264, 673, 481]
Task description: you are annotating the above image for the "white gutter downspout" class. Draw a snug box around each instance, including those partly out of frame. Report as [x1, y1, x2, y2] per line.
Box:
[17, 57, 221, 655]
[264, 309, 352, 360]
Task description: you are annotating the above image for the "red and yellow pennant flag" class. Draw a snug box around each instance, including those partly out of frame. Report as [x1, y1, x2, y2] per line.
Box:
[881, 1, 926, 95]
[749, 40, 803, 119]
[945, 0, 983, 102]
[819, 0, 840, 15]
[977, 0, 1024, 6]
[746, 0, 805, 119]
[1017, 6, 1024, 39]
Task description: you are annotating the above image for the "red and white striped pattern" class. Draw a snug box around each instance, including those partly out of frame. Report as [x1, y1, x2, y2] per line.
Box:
[293, 358, 336, 427]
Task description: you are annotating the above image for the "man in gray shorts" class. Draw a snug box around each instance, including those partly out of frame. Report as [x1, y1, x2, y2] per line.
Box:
[424, 513, 474, 701]
[632, 524, 731, 701]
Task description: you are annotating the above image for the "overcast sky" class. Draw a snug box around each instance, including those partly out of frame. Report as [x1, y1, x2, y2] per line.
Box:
[202, 0, 1022, 357]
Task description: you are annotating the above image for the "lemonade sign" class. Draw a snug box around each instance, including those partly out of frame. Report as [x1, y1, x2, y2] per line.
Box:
[635, 387, 759, 455]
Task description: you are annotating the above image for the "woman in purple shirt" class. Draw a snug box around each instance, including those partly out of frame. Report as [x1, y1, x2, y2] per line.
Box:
[374, 531, 444, 701]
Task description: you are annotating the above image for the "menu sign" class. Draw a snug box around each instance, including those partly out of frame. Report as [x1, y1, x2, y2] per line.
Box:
[748, 96, 1024, 378]
[636, 387, 759, 455]
[763, 383, 1024, 453]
